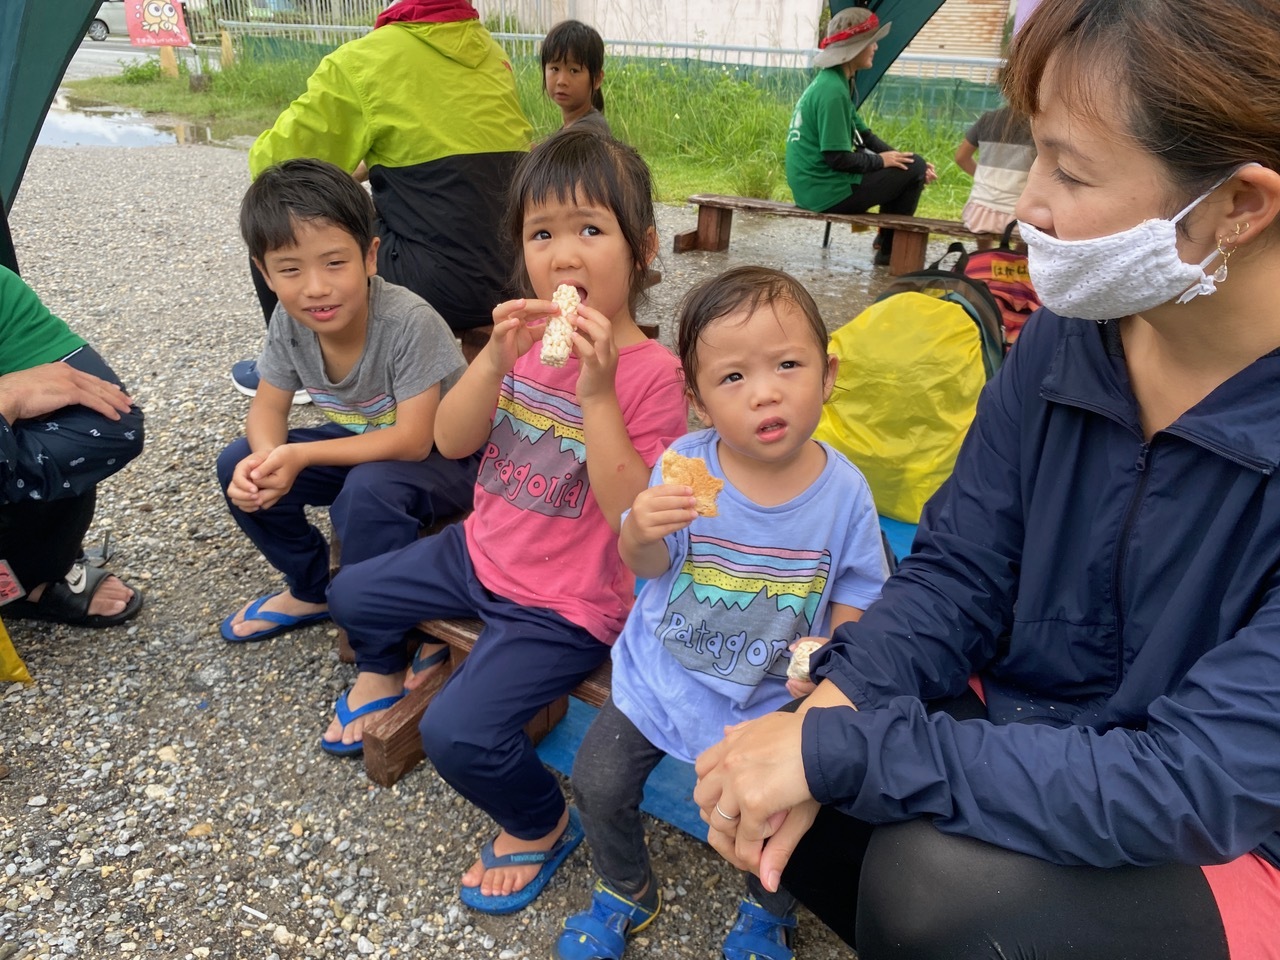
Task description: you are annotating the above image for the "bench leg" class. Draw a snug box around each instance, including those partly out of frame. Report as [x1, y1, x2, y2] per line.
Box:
[327, 531, 356, 663]
[672, 205, 733, 253]
[888, 230, 929, 276]
[822, 221, 832, 248]
[524, 695, 570, 744]
[363, 662, 453, 788]
[335, 628, 356, 664]
[362, 663, 573, 787]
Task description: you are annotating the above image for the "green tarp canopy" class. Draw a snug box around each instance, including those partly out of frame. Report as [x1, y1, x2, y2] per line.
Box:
[1, 1, 102, 211]
[0, 0, 103, 271]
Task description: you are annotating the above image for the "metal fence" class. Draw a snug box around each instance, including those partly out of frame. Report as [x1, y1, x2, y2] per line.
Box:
[204, 8, 1004, 86]
[197, 1, 1005, 126]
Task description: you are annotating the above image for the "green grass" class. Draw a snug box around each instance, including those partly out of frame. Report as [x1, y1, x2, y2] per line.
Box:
[67, 52, 972, 218]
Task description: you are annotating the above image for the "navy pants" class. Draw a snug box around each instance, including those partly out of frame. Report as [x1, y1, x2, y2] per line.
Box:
[216, 424, 478, 604]
[327, 523, 609, 839]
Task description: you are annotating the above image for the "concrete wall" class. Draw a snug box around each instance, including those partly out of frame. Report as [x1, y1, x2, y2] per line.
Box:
[905, 0, 1014, 59]
[481, 0, 1013, 56]
[487, 0, 822, 50]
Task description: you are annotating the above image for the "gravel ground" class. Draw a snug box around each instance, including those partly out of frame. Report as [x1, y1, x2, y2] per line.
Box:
[1, 142, 956, 960]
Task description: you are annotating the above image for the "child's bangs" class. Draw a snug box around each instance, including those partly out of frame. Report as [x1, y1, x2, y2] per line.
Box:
[521, 150, 624, 221]
[540, 32, 578, 67]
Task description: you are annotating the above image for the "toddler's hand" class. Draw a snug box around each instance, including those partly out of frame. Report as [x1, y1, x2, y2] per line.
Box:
[487, 298, 558, 375]
[924, 161, 938, 185]
[570, 304, 619, 402]
[784, 637, 828, 699]
[628, 484, 698, 545]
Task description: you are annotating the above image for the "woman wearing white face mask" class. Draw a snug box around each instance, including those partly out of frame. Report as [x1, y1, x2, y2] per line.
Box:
[692, 2, 1280, 958]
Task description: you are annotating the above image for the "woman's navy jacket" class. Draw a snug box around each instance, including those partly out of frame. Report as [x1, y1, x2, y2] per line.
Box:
[809, 308, 1280, 870]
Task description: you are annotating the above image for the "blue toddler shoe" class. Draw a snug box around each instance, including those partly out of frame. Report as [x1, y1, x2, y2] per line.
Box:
[722, 897, 797, 960]
[555, 879, 662, 960]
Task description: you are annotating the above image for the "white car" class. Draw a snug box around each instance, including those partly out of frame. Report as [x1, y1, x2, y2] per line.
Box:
[86, 0, 193, 41]
[86, 0, 128, 40]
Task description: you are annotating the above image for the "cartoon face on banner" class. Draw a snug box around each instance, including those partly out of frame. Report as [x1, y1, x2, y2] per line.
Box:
[124, 0, 192, 46]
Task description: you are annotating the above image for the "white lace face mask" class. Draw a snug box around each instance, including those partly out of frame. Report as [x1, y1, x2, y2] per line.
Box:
[1019, 169, 1248, 321]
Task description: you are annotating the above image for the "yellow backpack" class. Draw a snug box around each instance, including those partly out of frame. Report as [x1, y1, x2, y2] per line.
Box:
[815, 284, 1003, 523]
[0, 616, 32, 683]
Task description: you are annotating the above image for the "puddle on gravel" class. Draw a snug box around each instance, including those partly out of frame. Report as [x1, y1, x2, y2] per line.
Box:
[37, 91, 215, 148]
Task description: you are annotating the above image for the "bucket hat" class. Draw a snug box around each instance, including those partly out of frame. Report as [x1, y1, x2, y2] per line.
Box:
[814, 7, 891, 69]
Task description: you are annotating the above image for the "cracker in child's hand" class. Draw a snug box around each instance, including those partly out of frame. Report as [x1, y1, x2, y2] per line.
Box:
[661, 449, 724, 517]
[787, 639, 825, 683]
[541, 284, 578, 367]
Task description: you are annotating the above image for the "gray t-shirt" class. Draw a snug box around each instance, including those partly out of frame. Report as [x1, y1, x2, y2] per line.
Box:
[569, 109, 611, 137]
[257, 275, 465, 434]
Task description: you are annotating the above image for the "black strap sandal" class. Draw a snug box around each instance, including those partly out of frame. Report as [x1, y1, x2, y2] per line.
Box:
[5, 561, 143, 628]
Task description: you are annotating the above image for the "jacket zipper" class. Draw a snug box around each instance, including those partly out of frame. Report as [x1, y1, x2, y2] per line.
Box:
[1111, 441, 1151, 685]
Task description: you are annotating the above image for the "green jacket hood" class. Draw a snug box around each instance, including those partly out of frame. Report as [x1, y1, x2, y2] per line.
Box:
[391, 19, 495, 70]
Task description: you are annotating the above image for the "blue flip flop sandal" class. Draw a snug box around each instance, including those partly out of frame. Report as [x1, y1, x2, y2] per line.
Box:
[409, 641, 450, 680]
[220, 593, 330, 643]
[555, 879, 662, 960]
[460, 808, 584, 915]
[320, 688, 407, 757]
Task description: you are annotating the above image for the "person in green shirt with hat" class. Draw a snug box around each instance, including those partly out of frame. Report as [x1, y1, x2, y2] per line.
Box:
[785, 7, 936, 266]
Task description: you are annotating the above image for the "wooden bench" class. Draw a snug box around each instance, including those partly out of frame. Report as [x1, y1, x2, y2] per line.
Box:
[362, 618, 612, 787]
[672, 193, 1001, 276]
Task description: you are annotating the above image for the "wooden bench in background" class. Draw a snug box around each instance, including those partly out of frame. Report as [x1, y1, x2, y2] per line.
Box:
[672, 193, 1000, 276]
[363, 618, 612, 787]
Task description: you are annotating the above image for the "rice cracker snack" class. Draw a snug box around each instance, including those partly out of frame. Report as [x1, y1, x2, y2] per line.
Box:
[541, 283, 578, 367]
[661, 449, 724, 518]
[786, 639, 825, 683]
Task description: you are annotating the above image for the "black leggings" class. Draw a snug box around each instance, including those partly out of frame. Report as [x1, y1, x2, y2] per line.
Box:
[821, 157, 928, 257]
[779, 695, 1229, 959]
[0, 488, 95, 590]
[822, 155, 928, 219]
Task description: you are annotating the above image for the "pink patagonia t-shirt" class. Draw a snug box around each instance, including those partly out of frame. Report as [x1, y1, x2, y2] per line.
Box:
[465, 339, 687, 644]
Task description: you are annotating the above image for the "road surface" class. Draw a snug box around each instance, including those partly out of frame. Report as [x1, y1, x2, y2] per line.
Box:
[63, 36, 217, 81]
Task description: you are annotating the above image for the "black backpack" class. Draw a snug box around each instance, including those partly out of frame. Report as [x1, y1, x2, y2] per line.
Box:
[875, 244, 1008, 376]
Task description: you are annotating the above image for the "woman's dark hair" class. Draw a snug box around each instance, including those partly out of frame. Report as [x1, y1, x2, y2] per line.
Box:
[1003, 0, 1280, 203]
[677, 266, 828, 399]
[506, 128, 656, 313]
[240, 158, 376, 262]
[541, 19, 606, 113]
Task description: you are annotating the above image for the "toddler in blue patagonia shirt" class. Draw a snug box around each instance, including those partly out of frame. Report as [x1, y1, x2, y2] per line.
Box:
[555, 265, 888, 960]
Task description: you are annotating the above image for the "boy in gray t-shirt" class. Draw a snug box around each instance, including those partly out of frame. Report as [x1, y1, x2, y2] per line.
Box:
[217, 159, 479, 652]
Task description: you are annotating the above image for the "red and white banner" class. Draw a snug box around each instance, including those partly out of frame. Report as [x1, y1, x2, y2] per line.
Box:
[123, 0, 192, 47]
